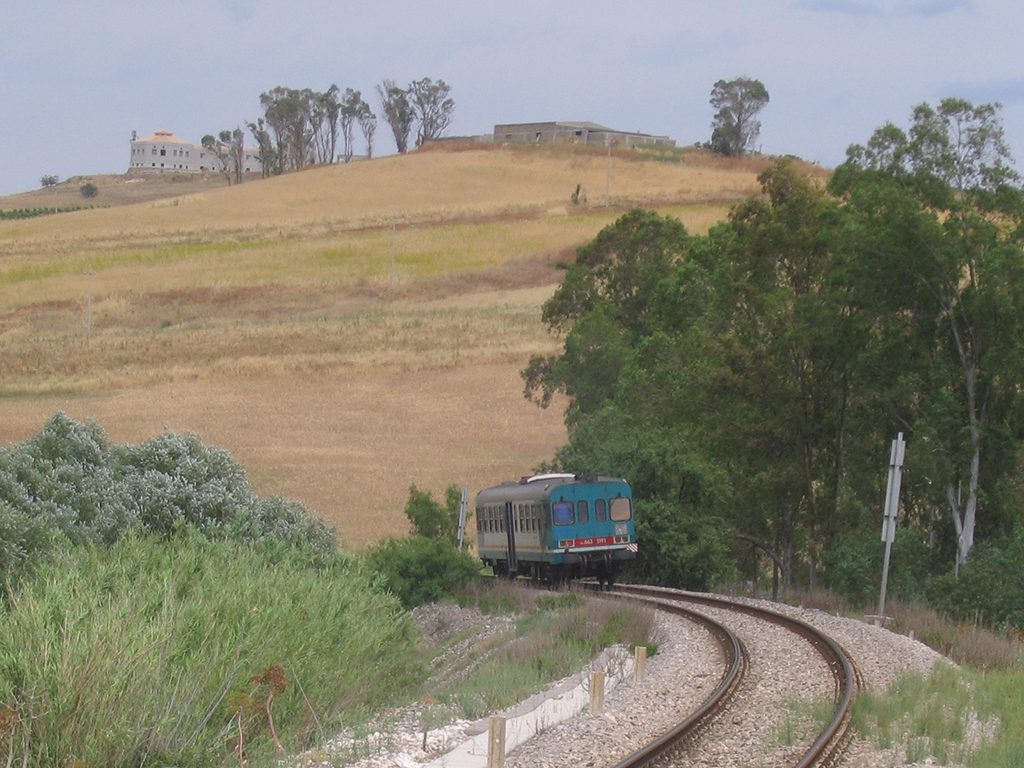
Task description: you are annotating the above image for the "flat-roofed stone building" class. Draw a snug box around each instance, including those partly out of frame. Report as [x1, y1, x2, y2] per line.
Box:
[493, 121, 675, 148]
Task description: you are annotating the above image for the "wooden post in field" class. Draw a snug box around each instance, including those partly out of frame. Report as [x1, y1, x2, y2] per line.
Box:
[487, 716, 505, 768]
[590, 671, 605, 713]
[390, 212, 397, 285]
[634, 646, 647, 683]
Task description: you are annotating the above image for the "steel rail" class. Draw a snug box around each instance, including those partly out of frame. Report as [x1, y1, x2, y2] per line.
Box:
[578, 585, 746, 768]
[614, 585, 859, 768]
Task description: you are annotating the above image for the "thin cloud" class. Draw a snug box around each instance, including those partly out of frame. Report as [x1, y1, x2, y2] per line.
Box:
[793, 0, 970, 16]
[792, 0, 884, 16]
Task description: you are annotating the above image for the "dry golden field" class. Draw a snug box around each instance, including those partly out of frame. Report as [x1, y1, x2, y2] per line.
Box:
[0, 144, 766, 547]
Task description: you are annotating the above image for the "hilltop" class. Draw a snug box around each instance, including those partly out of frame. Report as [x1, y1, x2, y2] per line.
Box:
[0, 143, 778, 546]
[0, 172, 230, 210]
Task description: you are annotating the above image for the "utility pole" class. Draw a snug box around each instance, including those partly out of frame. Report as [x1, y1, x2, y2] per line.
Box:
[604, 137, 612, 207]
[390, 213, 397, 285]
[85, 268, 96, 336]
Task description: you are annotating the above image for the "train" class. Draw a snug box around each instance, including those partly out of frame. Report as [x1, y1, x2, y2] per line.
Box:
[475, 473, 637, 587]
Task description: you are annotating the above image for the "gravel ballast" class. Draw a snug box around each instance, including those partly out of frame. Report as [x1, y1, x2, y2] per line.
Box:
[303, 593, 975, 768]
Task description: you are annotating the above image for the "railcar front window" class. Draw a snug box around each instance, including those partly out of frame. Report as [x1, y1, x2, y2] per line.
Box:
[577, 500, 589, 523]
[595, 498, 607, 522]
[610, 497, 632, 521]
[552, 501, 574, 526]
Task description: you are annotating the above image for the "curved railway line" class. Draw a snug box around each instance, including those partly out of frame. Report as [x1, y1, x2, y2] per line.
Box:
[581, 584, 861, 768]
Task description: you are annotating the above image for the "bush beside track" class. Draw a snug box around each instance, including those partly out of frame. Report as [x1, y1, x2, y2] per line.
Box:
[0, 413, 423, 767]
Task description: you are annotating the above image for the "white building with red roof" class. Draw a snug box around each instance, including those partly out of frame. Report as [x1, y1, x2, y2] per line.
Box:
[127, 130, 263, 174]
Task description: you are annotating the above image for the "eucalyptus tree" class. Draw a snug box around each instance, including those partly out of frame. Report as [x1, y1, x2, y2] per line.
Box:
[709, 77, 770, 157]
[246, 117, 278, 177]
[259, 86, 318, 170]
[312, 84, 342, 164]
[340, 88, 367, 163]
[201, 129, 244, 184]
[831, 98, 1024, 573]
[358, 100, 377, 158]
[377, 79, 415, 154]
[410, 77, 455, 147]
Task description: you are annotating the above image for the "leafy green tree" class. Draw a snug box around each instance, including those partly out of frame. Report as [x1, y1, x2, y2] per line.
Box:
[709, 77, 769, 157]
[697, 162, 877, 585]
[365, 535, 479, 607]
[79, 182, 98, 198]
[39, 175, 59, 188]
[403, 484, 461, 545]
[523, 209, 690, 421]
[831, 98, 1024, 573]
[377, 79, 415, 154]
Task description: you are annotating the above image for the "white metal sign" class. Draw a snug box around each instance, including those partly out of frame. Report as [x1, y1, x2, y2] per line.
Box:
[881, 433, 906, 543]
[878, 432, 906, 620]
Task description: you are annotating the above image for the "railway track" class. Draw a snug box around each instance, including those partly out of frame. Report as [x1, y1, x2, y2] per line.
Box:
[583, 584, 860, 768]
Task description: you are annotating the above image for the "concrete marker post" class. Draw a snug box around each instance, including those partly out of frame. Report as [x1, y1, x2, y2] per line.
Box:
[634, 646, 647, 683]
[487, 716, 506, 768]
[590, 671, 605, 713]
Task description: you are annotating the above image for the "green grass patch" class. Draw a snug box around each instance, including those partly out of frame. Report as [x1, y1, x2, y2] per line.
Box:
[969, 663, 1024, 767]
[851, 663, 1008, 765]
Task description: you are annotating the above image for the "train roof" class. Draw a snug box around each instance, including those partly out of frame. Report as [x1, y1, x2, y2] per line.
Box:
[476, 473, 629, 504]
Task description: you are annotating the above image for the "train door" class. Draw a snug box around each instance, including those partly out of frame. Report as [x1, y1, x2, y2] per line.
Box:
[503, 501, 518, 574]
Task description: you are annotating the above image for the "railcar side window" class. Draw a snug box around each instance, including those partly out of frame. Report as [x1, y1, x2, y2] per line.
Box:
[577, 500, 589, 523]
[610, 496, 632, 521]
[595, 498, 607, 522]
[552, 501, 574, 526]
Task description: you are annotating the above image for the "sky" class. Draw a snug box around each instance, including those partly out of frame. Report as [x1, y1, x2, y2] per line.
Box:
[1, 0, 1022, 197]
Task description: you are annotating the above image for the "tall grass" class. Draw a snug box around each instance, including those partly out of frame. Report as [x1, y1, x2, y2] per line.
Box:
[0, 535, 421, 767]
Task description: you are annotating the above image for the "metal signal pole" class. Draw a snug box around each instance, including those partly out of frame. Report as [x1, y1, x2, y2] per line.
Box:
[877, 432, 906, 622]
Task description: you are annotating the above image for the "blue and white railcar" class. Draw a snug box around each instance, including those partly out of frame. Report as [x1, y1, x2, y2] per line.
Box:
[475, 473, 637, 586]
